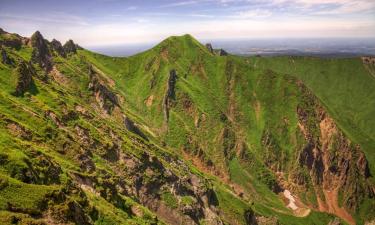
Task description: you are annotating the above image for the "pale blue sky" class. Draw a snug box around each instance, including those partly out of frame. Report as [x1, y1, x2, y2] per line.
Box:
[0, 0, 374, 46]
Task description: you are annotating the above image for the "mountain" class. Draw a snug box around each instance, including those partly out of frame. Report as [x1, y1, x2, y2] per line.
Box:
[0, 28, 374, 225]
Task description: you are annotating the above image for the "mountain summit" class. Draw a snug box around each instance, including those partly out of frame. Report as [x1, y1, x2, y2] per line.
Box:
[0, 29, 374, 225]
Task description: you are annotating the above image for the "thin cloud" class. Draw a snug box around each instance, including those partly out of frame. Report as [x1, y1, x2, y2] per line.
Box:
[232, 9, 273, 19]
[0, 14, 89, 26]
[127, 6, 138, 10]
[270, 0, 375, 14]
[159, 0, 198, 8]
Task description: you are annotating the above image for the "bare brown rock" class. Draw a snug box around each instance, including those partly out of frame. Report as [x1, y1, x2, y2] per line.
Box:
[291, 83, 374, 224]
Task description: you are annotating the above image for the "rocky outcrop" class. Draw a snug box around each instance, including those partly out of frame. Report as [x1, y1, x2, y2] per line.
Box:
[30, 31, 52, 71]
[6, 119, 32, 140]
[205, 44, 228, 56]
[1, 47, 13, 65]
[56, 139, 224, 225]
[163, 69, 177, 123]
[362, 56, 375, 66]
[218, 49, 228, 56]
[51, 39, 66, 57]
[63, 39, 77, 54]
[45, 110, 64, 127]
[0, 30, 23, 49]
[123, 116, 148, 140]
[206, 43, 214, 54]
[244, 208, 258, 225]
[119, 151, 223, 225]
[14, 61, 35, 96]
[291, 84, 374, 223]
[88, 66, 119, 114]
[0, 148, 61, 185]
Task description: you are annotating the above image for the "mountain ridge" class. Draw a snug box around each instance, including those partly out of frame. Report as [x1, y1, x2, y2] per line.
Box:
[0, 28, 374, 225]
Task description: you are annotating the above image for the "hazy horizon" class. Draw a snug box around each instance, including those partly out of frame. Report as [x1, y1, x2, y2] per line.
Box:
[1, 0, 375, 46]
[87, 37, 375, 57]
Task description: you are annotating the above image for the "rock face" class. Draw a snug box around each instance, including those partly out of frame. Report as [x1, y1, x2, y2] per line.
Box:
[51, 39, 66, 57]
[30, 31, 52, 71]
[290, 84, 374, 223]
[244, 208, 258, 225]
[14, 61, 35, 96]
[1, 47, 13, 65]
[163, 69, 177, 123]
[116, 151, 223, 225]
[63, 39, 77, 54]
[88, 66, 119, 114]
[123, 116, 148, 140]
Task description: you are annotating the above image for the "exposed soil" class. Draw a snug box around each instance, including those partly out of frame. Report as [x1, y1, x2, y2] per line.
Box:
[323, 189, 355, 225]
[50, 66, 69, 85]
[144, 95, 154, 107]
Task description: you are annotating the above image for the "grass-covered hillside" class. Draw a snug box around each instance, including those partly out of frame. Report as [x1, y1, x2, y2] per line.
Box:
[0, 28, 374, 225]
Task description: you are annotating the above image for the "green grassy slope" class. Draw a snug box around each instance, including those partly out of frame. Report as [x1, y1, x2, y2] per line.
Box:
[254, 56, 375, 174]
[80, 35, 374, 223]
[0, 30, 373, 225]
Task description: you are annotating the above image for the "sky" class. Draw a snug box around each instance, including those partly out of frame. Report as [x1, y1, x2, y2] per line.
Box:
[0, 0, 375, 46]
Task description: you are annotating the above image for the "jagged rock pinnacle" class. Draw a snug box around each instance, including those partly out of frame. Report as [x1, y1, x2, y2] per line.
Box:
[51, 39, 66, 57]
[30, 31, 52, 71]
[63, 39, 77, 54]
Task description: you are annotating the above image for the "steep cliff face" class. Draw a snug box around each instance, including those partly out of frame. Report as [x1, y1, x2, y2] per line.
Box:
[289, 84, 374, 224]
[163, 69, 177, 123]
[88, 66, 120, 114]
